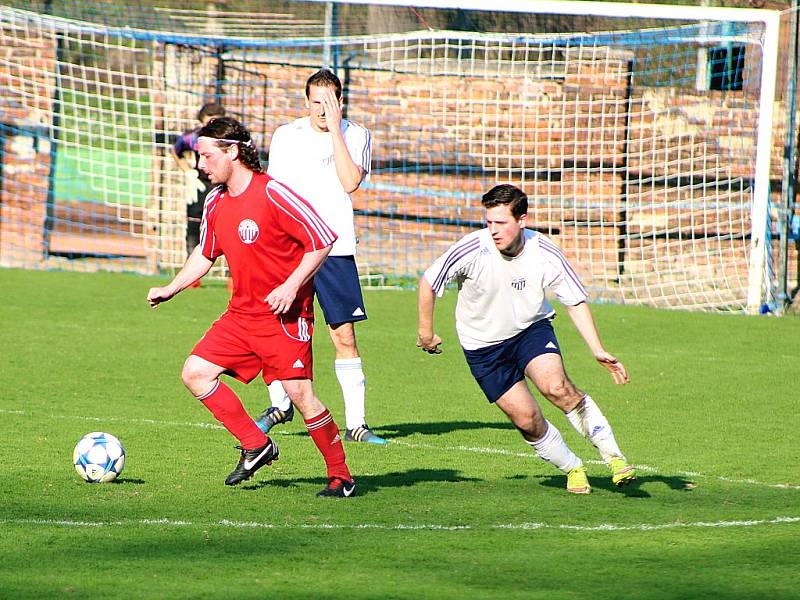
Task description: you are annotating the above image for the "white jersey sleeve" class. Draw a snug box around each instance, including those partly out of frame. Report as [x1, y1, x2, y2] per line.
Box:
[423, 231, 483, 296]
[536, 234, 588, 306]
[344, 122, 371, 178]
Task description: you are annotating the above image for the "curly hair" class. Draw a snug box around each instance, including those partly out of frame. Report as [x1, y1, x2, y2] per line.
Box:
[196, 116, 263, 173]
[481, 184, 528, 218]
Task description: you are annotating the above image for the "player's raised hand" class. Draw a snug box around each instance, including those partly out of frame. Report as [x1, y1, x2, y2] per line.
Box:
[416, 332, 443, 355]
[595, 352, 629, 384]
[147, 286, 174, 308]
[265, 283, 297, 315]
[320, 87, 342, 129]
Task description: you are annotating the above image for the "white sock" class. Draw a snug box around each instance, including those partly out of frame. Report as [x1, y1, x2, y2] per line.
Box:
[565, 394, 625, 465]
[267, 380, 291, 412]
[335, 357, 366, 430]
[527, 420, 582, 474]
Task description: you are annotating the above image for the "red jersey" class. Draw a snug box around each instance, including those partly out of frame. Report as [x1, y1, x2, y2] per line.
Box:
[199, 172, 337, 318]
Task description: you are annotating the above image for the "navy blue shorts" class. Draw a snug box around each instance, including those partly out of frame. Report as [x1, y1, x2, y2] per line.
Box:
[462, 319, 561, 403]
[314, 255, 368, 326]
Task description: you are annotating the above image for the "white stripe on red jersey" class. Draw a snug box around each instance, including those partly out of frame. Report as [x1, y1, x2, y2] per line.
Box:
[198, 172, 337, 317]
[266, 179, 337, 248]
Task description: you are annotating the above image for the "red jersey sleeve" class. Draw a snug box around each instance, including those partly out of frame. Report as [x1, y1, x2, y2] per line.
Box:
[199, 186, 224, 260]
[264, 179, 337, 251]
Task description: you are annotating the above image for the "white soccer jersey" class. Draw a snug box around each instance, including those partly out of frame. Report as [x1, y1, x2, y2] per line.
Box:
[267, 116, 371, 257]
[423, 228, 588, 350]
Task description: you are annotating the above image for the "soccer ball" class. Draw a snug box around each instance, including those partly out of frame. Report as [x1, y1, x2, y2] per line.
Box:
[73, 432, 126, 483]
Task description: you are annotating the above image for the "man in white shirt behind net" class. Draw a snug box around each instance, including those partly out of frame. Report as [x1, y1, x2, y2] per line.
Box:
[256, 68, 386, 445]
[417, 184, 636, 494]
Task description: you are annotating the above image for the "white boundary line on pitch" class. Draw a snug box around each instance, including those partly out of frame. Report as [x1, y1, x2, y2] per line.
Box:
[3, 408, 799, 491]
[1, 515, 799, 533]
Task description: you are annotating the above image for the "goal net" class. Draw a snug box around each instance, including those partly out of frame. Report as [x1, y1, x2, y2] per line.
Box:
[0, 0, 783, 311]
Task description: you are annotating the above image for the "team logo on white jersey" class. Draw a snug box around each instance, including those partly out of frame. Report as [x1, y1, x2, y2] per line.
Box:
[237, 219, 259, 244]
[511, 277, 527, 291]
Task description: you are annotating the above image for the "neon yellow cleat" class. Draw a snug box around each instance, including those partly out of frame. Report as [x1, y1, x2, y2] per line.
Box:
[566, 465, 591, 494]
[609, 457, 637, 487]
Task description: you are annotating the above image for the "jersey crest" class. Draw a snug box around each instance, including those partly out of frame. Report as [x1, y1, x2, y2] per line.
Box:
[237, 218, 259, 244]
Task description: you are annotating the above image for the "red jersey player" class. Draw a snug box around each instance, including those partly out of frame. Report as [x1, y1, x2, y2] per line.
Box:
[147, 116, 356, 497]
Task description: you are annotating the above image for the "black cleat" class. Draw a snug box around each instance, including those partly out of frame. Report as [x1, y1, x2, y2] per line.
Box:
[317, 477, 357, 498]
[224, 438, 279, 486]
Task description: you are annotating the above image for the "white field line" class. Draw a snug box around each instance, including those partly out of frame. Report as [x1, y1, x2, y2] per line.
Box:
[3, 409, 798, 491]
[1, 516, 798, 533]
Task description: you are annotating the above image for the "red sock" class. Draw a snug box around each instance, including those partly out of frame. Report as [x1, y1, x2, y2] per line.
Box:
[305, 409, 352, 482]
[197, 380, 268, 450]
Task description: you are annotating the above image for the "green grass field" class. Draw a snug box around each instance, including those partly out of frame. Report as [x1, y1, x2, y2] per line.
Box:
[0, 268, 798, 599]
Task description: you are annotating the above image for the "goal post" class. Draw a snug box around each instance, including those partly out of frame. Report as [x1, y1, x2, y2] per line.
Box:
[0, 0, 785, 312]
[745, 6, 780, 315]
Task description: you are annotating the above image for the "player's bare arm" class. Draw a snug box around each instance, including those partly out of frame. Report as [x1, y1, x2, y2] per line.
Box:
[265, 245, 332, 314]
[320, 87, 365, 193]
[416, 277, 443, 354]
[563, 301, 629, 384]
[147, 247, 214, 308]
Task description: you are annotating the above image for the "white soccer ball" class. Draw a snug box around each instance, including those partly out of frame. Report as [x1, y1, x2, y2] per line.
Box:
[73, 432, 126, 483]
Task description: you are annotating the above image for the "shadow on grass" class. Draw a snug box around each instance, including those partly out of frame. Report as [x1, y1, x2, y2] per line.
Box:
[374, 421, 514, 440]
[240, 467, 480, 496]
[269, 421, 513, 441]
[536, 473, 696, 498]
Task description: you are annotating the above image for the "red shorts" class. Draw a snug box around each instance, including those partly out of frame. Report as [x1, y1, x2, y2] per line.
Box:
[192, 310, 314, 384]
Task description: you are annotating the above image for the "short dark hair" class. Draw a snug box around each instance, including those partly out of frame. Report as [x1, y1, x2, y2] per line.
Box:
[196, 116, 263, 174]
[481, 184, 528, 218]
[305, 68, 342, 100]
[196, 102, 226, 123]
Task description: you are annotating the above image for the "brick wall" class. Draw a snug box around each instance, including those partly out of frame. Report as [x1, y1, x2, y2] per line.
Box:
[0, 26, 56, 267]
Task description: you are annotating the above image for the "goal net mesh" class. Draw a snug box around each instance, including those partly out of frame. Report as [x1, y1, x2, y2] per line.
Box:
[0, 1, 782, 310]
